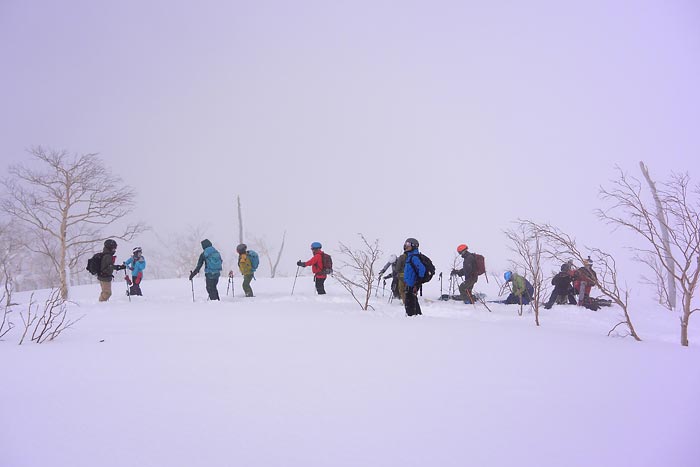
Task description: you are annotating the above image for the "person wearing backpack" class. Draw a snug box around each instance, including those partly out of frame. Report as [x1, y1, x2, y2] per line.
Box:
[503, 271, 534, 305]
[124, 246, 146, 296]
[378, 254, 402, 300]
[296, 241, 329, 295]
[543, 263, 577, 309]
[97, 239, 126, 302]
[450, 244, 480, 304]
[233, 243, 257, 297]
[189, 239, 223, 301]
[403, 237, 425, 316]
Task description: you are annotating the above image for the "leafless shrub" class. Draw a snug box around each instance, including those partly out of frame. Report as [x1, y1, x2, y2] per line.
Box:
[156, 225, 210, 278]
[598, 167, 699, 346]
[18, 289, 83, 344]
[505, 220, 549, 326]
[0, 290, 13, 340]
[522, 220, 642, 341]
[333, 235, 382, 311]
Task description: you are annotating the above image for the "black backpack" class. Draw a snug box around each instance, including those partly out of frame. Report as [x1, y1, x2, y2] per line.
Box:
[321, 252, 333, 274]
[86, 252, 105, 275]
[410, 253, 435, 283]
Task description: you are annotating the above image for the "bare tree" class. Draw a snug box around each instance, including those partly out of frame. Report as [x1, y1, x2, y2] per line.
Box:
[249, 231, 287, 278]
[333, 234, 382, 311]
[1, 147, 147, 299]
[523, 220, 642, 341]
[504, 220, 548, 326]
[639, 161, 676, 310]
[155, 225, 209, 278]
[598, 168, 699, 346]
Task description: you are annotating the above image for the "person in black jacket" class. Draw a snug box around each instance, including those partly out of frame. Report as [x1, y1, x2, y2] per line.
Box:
[544, 263, 577, 309]
[450, 244, 479, 303]
[97, 239, 126, 302]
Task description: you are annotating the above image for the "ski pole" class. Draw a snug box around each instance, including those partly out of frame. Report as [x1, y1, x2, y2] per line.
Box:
[124, 267, 131, 302]
[291, 266, 300, 295]
[189, 271, 195, 302]
[439, 272, 443, 297]
[382, 279, 386, 298]
[227, 276, 231, 296]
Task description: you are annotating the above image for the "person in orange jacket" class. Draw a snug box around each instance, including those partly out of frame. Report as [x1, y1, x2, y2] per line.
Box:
[297, 241, 328, 294]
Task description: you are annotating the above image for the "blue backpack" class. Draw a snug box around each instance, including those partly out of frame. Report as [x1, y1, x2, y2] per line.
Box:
[204, 246, 222, 274]
[248, 250, 260, 272]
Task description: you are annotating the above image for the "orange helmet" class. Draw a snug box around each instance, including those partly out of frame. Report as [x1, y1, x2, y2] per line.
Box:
[457, 244, 468, 254]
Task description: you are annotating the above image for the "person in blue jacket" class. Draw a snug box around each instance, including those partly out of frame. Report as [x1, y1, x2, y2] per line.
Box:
[124, 246, 146, 296]
[189, 239, 223, 300]
[403, 237, 425, 317]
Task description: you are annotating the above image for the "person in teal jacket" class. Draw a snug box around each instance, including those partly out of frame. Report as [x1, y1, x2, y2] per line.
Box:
[189, 239, 223, 300]
[124, 247, 146, 296]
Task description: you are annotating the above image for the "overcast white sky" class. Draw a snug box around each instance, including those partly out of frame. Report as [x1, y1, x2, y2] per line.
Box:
[1, 0, 699, 278]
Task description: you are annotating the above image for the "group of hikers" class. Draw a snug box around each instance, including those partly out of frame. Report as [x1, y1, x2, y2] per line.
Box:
[90, 237, 607, 314]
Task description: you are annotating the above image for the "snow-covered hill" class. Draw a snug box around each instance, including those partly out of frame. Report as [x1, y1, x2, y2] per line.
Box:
[2, 277, 699, 467]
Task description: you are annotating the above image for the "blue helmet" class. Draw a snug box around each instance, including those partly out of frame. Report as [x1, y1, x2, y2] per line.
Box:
[504, 271, 513, 282]
[311, 241, 322, 249]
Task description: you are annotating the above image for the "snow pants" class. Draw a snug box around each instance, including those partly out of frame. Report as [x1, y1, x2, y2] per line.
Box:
[205, 273, 220, 301]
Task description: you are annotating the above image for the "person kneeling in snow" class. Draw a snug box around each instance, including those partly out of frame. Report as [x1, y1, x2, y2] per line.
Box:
[502, 271, 534, 305]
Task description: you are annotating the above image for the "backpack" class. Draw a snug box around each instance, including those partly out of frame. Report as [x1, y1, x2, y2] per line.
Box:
[247, 250, 260, 272]
[474, 253, 486, 276]
[204, 247, 222, 273]
[86, 252, 105, 275]
[410, 253, 435, 283]
[321, 252, 333, 275]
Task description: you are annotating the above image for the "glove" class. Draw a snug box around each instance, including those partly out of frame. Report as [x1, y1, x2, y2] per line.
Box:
[450, 269, 458, 276]
[297, 260, 305, 267]
[228, 270, 234, 278]
[188, 271, 196, 281]
[114, 264, 125, 271]
[125, 275, 132, 285]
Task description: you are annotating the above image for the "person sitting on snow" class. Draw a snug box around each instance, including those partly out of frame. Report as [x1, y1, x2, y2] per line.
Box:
[543, 262, 576, 309]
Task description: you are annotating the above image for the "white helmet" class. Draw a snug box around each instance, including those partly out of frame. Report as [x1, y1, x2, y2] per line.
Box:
[389, 254, 397, 263]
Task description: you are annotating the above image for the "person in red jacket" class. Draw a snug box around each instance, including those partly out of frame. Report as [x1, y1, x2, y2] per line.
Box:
[297, 241, 328, 294]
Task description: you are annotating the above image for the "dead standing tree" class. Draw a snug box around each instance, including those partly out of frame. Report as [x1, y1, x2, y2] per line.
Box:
[523, 220, 642, 341]
[250, 231, 287, 278]
[504, 220, 548, 326]
[1, 147, 147, 300]
[598, 168, 699, 346]
[639, 162, 677, 310]
[333, 235, 382, 311]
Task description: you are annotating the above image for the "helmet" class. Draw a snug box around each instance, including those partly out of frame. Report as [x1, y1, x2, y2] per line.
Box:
[504, 271, 513, 282]
[457, 244, 468, 254]
[404, 238, 419, 250]
[236, 243, 247, 254]
[388, 254, 397, 263]
[311, 241, 322, 250]
[104, 239, 117, 250]
[132, 246, 142, 255]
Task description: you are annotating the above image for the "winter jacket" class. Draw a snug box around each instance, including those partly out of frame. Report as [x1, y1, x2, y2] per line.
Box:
[124, 255, 146, 278]
[454, 251, 477, 278]
[551, 271, 574, 293]
[304, 250, 327, 279]
[98, 247, 118, 282]
[404, 249, 426, 287]
[193, 239, 223, 277]
[510, 273, 534, 298]
[238, 253, 253, 276]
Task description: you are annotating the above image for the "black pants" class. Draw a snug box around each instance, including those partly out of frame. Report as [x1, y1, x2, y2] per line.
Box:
[129, 282, 142, 296]
[504, 293, 530, 305]
[205, 274, 220, 300]
[544, 289, 576, 308]
[404, 286, 422, 316]
[315, 277, 326, 295]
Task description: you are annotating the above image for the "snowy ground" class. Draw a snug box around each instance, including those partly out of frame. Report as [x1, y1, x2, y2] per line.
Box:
[2, 275, 699, 467]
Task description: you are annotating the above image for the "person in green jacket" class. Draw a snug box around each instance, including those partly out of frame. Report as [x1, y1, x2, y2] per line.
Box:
[503, 271, 534, 305]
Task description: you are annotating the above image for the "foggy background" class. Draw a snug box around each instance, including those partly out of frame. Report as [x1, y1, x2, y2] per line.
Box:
[1, 0, 698, 283]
